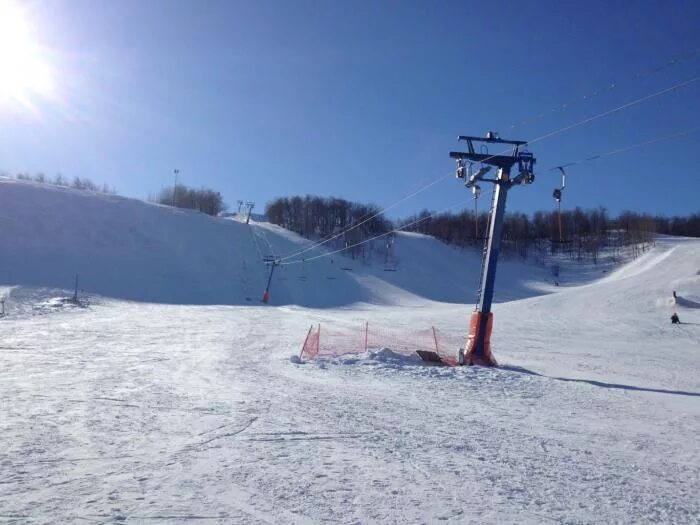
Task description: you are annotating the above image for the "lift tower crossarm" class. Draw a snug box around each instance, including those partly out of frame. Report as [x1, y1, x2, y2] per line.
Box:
[458, 135, 527, 145]
[449, 152, 520, 171]
[457, 134, 527, 157]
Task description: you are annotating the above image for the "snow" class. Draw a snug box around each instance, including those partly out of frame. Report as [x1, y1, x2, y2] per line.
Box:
[1, 179, 699, 523]
[0, 178, 557, 307]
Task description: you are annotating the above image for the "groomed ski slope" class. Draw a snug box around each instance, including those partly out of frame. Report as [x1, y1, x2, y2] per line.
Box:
[0, 178, 556, 307]
[1, 180, 699, 524]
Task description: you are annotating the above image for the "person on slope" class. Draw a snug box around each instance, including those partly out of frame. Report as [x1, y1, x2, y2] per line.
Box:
[671, 312, 681, 324]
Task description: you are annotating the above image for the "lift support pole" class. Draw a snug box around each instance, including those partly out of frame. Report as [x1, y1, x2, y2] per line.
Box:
[450, 133, 535, 366]
[477, 170, 508, 324]
[262, 256, 279, 303]
[470, 168, 510, 365]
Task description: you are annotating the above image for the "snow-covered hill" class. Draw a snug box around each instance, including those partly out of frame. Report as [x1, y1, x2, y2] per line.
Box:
[1, 178, 699, 523]
[0, 178, 555, 306]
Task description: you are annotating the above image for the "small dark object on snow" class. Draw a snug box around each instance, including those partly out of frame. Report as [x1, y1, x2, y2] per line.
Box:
[671, 312, 680, 324]
[416, 350, 443, 363]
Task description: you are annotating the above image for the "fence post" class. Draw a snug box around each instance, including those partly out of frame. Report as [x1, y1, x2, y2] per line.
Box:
[318, 323, 321, 356]
[299, 324, 313, 360]
[364, 321, 369, 352]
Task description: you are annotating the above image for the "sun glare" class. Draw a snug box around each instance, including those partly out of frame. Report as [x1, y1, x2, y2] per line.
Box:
[0, 0, 54, 108]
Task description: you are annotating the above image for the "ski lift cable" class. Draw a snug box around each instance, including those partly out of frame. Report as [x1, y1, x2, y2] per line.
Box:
[280, 108, 699, 268]
[278, 72, 700, 263]
[249, 224, 266, 263]
[527, 73, 700, 147]
[281, 198, 467, 266]
[278, 171, 454, 261]
[508, 46, 700, 130]
[544, 125, 700, 173]
[282, 78, 700, 268]
[280, 198, 471, 266]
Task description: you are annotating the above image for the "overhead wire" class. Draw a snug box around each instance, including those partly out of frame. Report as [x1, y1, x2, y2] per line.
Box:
[280, 64, 700, 261]
[278, 172, 453, 261]
[544, 125, 700, 172]
[278, 60, 700, 262]
[278, 70, 700, 265]
[525, 73, 700, 147]
[279, 64, 700, 261]
[280, 198, 471, 266]
[508, 46, 700, 130]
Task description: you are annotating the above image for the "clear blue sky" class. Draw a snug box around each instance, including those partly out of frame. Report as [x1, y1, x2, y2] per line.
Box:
[1, 0, 699, 219]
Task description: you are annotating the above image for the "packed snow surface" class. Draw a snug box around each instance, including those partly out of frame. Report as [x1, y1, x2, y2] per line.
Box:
[1, 180, 699, 524]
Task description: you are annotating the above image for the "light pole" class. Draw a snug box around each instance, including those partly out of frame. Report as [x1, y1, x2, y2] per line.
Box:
[173, 169, 180, 207]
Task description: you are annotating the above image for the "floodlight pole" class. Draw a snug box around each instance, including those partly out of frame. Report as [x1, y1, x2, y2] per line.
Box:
[450, 133, 535, 366]
[173, 169, 180, 207]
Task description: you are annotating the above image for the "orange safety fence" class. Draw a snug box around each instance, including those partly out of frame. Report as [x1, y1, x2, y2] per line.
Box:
[299, 322, 464, 366]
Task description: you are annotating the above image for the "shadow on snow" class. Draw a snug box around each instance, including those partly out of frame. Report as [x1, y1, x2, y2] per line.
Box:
[501, 365, 700, 398]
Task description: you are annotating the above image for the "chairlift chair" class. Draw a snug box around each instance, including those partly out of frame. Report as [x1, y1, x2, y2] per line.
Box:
[455, 159, 474, 181]
[518, 151, 535, 174]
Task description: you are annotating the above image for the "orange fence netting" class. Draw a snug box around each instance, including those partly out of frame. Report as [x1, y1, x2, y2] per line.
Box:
[299, 322, 463, 366]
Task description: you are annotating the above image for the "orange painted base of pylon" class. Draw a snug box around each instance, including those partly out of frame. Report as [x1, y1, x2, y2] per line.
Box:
[262, 291, 270, 303]
[463, 311, 498, 366]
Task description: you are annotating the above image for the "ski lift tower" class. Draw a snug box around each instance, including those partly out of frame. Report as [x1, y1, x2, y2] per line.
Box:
[451, 132, 535, 365]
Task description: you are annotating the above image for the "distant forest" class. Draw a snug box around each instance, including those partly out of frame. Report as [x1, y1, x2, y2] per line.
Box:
[266, 194, 700, 263]
[8, 172, 117, 194]
[265, 195, 392, 240]
[150, 184, 226, 217]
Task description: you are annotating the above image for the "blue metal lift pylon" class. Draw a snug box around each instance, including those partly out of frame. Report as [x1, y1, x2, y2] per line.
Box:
[451, 133, 536, 366]
[262, 256, 280, 303]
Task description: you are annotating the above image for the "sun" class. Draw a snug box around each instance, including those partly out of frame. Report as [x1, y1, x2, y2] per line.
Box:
[0, 0, 54, 106]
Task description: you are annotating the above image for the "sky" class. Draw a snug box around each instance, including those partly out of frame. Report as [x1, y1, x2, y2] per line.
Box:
[1, 0, 699, 219]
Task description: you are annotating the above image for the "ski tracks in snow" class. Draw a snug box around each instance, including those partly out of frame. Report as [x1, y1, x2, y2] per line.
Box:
[1, 297, 699, 523]
[0, 303, 306, 524]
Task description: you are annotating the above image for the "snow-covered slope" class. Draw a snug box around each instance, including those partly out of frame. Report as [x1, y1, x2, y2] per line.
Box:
[494, 236, 700, 391]
[2, 179, 699, 523]
[0, 179, 553, 306]
[0, 179, 267, 304]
